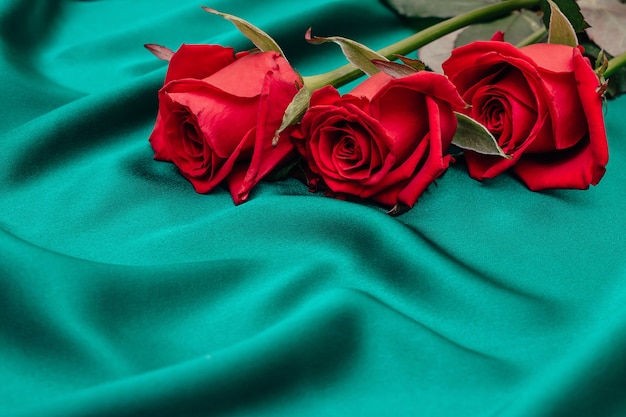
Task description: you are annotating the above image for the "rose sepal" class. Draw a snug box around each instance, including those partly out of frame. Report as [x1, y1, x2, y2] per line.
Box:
[202, 7, 287, 60]
[452, 112, 511, 159]
[387, 203, 411, 217]
[546, 0, 577, 47]
[371, 59, 417, 78]
[370, 55, 426, 78]
[273, 84, 311, 145]
[144, 44, 175, 61]
[305, 28, 389, 76]
[275, 29, 397, 145]
[275, 60, 371, 145]
[395, 55, 427, 71]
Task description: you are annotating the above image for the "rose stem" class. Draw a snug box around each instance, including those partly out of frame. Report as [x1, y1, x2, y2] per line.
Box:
[604, 51, 626, 79]
[304, 0, 541, 90]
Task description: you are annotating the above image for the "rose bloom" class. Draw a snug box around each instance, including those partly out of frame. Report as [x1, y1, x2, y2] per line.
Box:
[442, 34, 608, 190]
[149, 44, 300, 204]
[291, 71, 466, 211]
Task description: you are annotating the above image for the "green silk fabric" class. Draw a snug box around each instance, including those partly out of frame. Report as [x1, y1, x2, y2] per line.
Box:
[2, 1, 626, 416]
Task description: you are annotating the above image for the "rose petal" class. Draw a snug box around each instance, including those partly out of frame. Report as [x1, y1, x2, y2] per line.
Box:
[205, 51, 299, 98]
[512, 138, 599, 190]
[309, 85, 342, 107]
[520, 43, 576, 73]
[351, 72, 394, 99]
[163, 80, 259, 158]
[165, 44, 236, 83]
[230, 70, 298, 204]
[371, 86, 428, 156]
[148, 114, 172, 161]
[573, 51, 608, 186]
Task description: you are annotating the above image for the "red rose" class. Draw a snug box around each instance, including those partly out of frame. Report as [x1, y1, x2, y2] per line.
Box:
[149, 44, 301, 204]
[442, 37, 608, 190]
[291, 71, 466, 210]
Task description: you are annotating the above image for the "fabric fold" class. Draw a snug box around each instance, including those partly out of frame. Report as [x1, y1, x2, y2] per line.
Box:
[1, 1, 626, 416]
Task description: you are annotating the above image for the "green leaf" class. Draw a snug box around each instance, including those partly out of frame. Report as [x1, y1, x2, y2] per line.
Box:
[202, 7, 286, 59]
[382, 0, 499, 18]
[539, 0, 589, 33]
[452, 112, 511, 158]
[417, 29, 464, 73]
[305, 28, 388, 76]
[273, 84, 311, 146]
[546, 0, 578, 46]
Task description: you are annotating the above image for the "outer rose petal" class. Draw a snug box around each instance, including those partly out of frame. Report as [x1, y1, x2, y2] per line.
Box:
[165, 44, 237, 83]
[573, 49, 608, 185]
[309, 85, 343, 107]
[205, 52, 300, 98]
[148, 113, 171, 161]
[512, 139, 598, 190]
[351, 72, 394, 99]
[513, 49, 608, 190]
[227, 70, 299, 204]
[366, 72, 464, 205]
[371, 72, 465, 156]
[442, 41, 540, 93]
[522, 44, 590, 150]
[395, 96, 456, 206]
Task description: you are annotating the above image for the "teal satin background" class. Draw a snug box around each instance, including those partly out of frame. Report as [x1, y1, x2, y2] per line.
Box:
[1, 1, 626, 416]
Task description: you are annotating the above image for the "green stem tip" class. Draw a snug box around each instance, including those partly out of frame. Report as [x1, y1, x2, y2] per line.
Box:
[604, 50, 626, 79]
